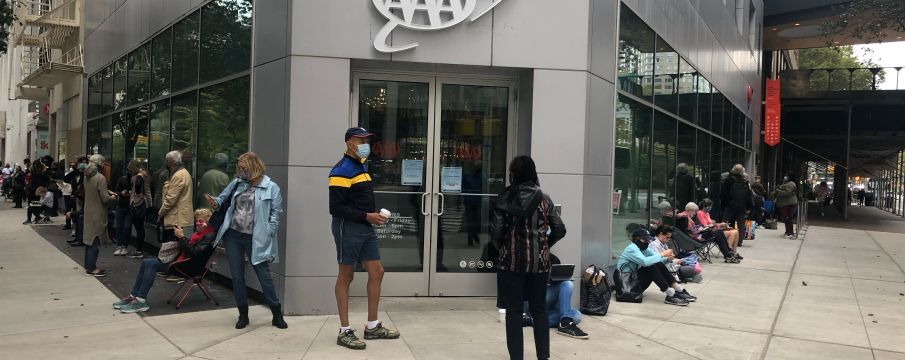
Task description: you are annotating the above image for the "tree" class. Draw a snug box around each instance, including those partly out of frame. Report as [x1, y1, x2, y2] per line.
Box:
[0, 0, 15, 55]
[797, 46, 886, 91]
[822, 0, 905, 44]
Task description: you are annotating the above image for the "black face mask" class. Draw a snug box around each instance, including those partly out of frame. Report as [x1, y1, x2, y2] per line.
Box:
[632, 238, 650, 251]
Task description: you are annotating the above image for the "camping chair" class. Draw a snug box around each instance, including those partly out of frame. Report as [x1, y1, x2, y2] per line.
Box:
[167, 246, 219, 309]
[670, 227, 712, 263]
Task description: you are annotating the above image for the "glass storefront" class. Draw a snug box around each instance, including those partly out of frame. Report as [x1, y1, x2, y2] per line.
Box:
[86, 0, 252, 215]
[612, 7, 753, 258]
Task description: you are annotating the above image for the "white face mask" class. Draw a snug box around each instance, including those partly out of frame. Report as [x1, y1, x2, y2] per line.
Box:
[355, 143, 371, 159]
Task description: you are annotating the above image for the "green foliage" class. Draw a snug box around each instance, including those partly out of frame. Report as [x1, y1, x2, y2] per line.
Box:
[798, 46, 886, 91]
[0, 0, 15, 55]
[823, 0, 905, 44]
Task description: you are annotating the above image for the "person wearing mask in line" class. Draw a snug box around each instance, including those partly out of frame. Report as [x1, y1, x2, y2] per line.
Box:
[520, 254, 589, 340]
[720, 164, 753, 243]
[128, 160, 152, 258]
[11, 165, 26, 208]
[775, 173, 799, 239]
[68, 157, 90, 246]
[649, 225, 701, 280]
[491, 155, 566, 360]
[113, 169, 133, 256]
[329, 128, 398, 350]
[82, 154, 118, 277]
[695, 199, 741, 262]
[62, 161, 79, 230]
[206, 152, 287, 330]
[616, 228, 698, 306]
[159, 151, 193, 243]
[815, 181, 830, 217]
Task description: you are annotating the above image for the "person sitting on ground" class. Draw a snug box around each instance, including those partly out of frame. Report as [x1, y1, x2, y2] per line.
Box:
[688, 200, 742, 263]
[692, 198, 744, 260]
[521, 254, 589, 340]
[649, 225, 701, 282]
[24, 186, 54, 224]
[113, 209, 216, 313]
[616, 228, 697, 306]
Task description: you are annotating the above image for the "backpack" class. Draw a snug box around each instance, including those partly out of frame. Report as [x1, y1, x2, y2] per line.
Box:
[580, 264, 612, 316]
[731, 180, 749, 199]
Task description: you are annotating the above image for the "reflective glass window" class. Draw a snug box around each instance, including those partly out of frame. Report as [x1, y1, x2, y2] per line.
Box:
[676, 122, 697, 208]
[652, 111, 677, 218]
[113, 58, 128, 109]
[677, 57, 697, 123]
[171, 92, 198, 178]
[172, 11, 200, 91]
[101, 65, 114, 114]
[617, 7, 656, 102]
[128, 44, 151, 105]
[151, 29, 172, 99]
[197, 76, 250, 209]
[613, 94, 652, 258]
[200, 0, 253, 82]
[149, 100, 171, 210]
[653, 36, 678, 114]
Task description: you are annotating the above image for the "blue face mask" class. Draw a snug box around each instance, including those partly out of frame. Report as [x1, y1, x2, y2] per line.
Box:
[356, 144, 371, 159]
[705, 207, 712, 212]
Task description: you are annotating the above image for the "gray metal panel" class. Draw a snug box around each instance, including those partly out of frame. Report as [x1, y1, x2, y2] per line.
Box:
[390, 8, 492, 66]
[290, 0, 390, 61]
[265, 164, 289, 276]
[585, 76, 615, 176]
[491, 0, 590, 71]
[251, 58, 289, 166]
[536, 173, 583, 272]
[253, 0, 290, 66]
[124, 0, 141, 49]
[146, 0, 166, 36]
[581, 174, 613, 267]
[283, 166, 337, 278]
[162, 0, 191, 30]
[589, 0, 618, 83]
[530, 69, 588, 175]
[283, 276, 340, 315]
[287, 56, 351, 168]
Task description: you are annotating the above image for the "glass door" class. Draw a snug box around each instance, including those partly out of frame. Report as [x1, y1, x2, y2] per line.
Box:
[352, 73, 515, 297]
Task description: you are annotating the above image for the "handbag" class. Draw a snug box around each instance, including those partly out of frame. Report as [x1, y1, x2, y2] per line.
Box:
[157, 240, 181, 263]
[613, 268, 645, 303]
[208, 181, 239, 229]
[580, 264, 611, 316]
[130, 202, 147, 221]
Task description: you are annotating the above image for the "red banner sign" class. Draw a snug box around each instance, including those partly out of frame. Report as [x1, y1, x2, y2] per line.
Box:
[764, 79, 781, 146]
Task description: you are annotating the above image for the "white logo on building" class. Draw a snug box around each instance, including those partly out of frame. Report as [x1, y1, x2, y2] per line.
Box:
[372, 0, 504, 53]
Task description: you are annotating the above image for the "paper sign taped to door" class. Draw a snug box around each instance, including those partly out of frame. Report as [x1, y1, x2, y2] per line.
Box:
[441, 167, 463, 193]
[402, 159, 423, 186]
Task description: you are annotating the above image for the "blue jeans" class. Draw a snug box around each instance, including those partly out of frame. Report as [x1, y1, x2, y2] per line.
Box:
[84, 236, 99, 272]
[224, 229, 280, 307]
[546, 280, 581, 326]
[75, 214, 84, 242]
[115, 207, 132, 247]
[131, 258, 168, 299]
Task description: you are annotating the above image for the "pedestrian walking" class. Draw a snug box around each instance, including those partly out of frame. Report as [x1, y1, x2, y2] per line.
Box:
[330, 127, 399, 350]
[158, 151, 193, 243]
[206, 152, 287, 329]
[83, 154, 118, 277]
[491, 155, 567, 360]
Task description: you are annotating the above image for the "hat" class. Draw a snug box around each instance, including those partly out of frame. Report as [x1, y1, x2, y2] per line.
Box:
[345, 127, 374, 141]
[631, 228, 655, 241]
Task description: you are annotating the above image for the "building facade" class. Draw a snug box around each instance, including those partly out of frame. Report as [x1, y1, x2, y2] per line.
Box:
[83, 0, 762, 315]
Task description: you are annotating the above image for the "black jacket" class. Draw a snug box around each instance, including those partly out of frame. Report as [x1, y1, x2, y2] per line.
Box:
[720, 174, 754, 211]
[490, 182, 566, 273]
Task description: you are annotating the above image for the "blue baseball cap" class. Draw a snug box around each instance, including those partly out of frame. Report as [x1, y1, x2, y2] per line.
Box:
[345, 127, 374, 141]
[631, 228, 655, 241]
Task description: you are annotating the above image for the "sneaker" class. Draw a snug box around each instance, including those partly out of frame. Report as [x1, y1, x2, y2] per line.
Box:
[788, 235, 798, 240]
[127, 251, 144, 259]
[166, 275, 184, 283]
[724, 256, 740, 264]
[22, 220, 31, 225]
[120, 299, 150, 313]
[61, 225, 72, 230]
[113, 247, 124, 256]
[734, 253, 744, 260]
[113, 295, 135, 309]
[557, 324, 589, 339]
[521, 313, 534, 327]
[69, 241, 85, 247]
[86, 269, 108, 277]
[156, 272, 167, 277]
[337, 329, 366, 350]
[664, 295, 689, 306]
[678, 289, 697, 302]
[363, 322, 400, 340]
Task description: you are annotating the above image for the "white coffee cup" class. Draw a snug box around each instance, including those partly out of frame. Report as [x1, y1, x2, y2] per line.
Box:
[379, 208, 391, 218]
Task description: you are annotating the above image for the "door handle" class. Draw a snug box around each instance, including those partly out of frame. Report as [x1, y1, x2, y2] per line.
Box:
[436, 192, 445, 216]
[420, 192, 429, 216]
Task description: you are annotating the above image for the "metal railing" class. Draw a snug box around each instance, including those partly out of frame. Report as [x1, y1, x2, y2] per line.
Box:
[781, 67, 905, 97]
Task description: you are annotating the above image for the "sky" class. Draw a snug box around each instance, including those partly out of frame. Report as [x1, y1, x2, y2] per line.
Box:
[853, 41, 905, 90]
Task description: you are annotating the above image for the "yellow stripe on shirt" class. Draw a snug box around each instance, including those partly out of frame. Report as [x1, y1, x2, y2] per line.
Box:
[328, 176, 352, 188]
[350, 173, 372, 184]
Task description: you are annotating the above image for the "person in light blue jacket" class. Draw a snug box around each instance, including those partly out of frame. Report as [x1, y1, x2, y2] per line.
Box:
[206, 152, 286, 330]
[616, 228, 697, 306]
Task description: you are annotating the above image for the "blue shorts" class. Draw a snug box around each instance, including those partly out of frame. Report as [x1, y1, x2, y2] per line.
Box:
[332, 217, 380, 265]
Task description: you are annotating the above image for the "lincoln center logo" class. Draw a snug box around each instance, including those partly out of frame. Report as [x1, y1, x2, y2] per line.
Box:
[372, 0, 504, 53]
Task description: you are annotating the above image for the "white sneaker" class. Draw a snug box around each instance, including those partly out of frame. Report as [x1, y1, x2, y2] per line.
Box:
[114, 247, 125, 256]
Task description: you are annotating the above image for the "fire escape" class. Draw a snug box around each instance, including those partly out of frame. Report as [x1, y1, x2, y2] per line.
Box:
[11, 0, 82, 101]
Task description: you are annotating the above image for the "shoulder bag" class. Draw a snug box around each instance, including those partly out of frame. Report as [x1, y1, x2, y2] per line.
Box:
[208, 181, 239, 229]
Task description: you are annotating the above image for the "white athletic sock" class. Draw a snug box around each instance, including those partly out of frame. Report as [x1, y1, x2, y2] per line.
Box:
[340, 326, 351, 333]
[366, 320, 380, 329]
[675, 284, 685, 292]
[665, 288, 676, 297]
[135, 297, 146, 302]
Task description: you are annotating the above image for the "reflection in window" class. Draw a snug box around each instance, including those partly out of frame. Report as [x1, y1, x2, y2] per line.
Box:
[88, 74, 103, 118]
[128, 44, 151, 105]
[197, 76, 250, 209]
[653, 36, 678, 114]
[695, 131, 711, 198]
[652, 112, 676, 218]
[675, 123, 697, 209]
[113, 58, 128, 109]
[149, 100, 171, 210]
[171, 92, 198, 178]
[677, 57, 697, 124]
[87, 119, 102, 155]
[172, 11, 200, 92]
[617, 6, 656, 102]
[151, 29, 172, 99]
[112, 112, 126, 185]
[101, 66, 114, 114]
[200, 0, 252, 83]
[711, 90, 724, 138]
[612, 95, 651, 259]
[697, 77, 711, 130]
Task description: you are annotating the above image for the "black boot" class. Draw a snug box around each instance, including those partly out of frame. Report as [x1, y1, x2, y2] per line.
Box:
[270, 304, 288, 329]
[235, 305, 249, 329]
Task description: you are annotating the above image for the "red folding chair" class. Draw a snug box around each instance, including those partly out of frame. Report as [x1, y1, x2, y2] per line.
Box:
[167, 246, 220, 309]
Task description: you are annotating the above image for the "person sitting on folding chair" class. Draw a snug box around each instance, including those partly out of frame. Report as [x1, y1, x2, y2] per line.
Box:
[24, 186, 54, 224]
[679, 201, 741, 263]
[114, 209, 216, 313]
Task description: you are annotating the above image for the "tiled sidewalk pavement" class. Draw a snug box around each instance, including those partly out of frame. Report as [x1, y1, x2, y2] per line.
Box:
[2, 204, 905, 359]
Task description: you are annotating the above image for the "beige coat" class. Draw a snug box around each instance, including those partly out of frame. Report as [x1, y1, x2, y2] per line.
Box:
[158, 167, 193, 229]
[83, 163, 117, 245]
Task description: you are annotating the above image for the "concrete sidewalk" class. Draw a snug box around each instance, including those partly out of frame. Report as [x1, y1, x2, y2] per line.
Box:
[2, 205, 905, 360]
